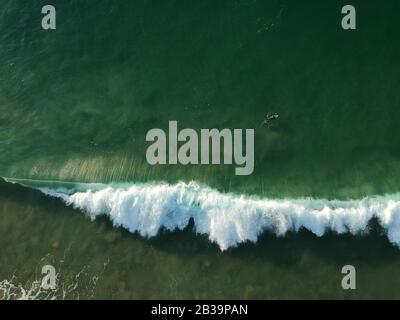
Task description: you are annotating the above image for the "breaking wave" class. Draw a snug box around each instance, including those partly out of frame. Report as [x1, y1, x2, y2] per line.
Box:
[34, 181, 400, 251]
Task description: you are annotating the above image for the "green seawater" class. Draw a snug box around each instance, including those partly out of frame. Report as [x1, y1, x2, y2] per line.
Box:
[1, 0, 400, 299]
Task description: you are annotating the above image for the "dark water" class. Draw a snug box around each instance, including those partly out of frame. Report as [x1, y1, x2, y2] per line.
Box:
[1, 0, 400, 198]
[1, 0, 400, 299]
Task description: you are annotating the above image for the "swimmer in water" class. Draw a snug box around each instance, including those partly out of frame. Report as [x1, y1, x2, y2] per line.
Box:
[262, 112, 279, 125]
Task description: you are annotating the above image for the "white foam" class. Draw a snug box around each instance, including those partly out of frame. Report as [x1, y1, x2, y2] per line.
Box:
[40, 181, 400, 251]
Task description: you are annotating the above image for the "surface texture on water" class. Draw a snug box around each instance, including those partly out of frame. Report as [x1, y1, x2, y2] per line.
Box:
[1, 0, 399, 198]
[1, 0, 400, 299]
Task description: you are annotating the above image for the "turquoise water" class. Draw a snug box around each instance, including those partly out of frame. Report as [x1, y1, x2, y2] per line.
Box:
[1, 0, 400, 299]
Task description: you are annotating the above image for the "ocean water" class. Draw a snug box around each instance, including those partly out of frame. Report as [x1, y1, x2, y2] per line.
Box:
[1, 0, 400, 299]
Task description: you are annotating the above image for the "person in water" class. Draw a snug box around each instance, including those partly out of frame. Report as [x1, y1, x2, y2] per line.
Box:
[262, 112, 279, 125]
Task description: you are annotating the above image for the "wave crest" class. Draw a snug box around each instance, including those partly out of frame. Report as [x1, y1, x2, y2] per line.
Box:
[40, 182, 400, 251]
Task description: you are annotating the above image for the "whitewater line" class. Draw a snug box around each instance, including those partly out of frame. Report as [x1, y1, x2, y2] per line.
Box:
[36, 181, 400, 251]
